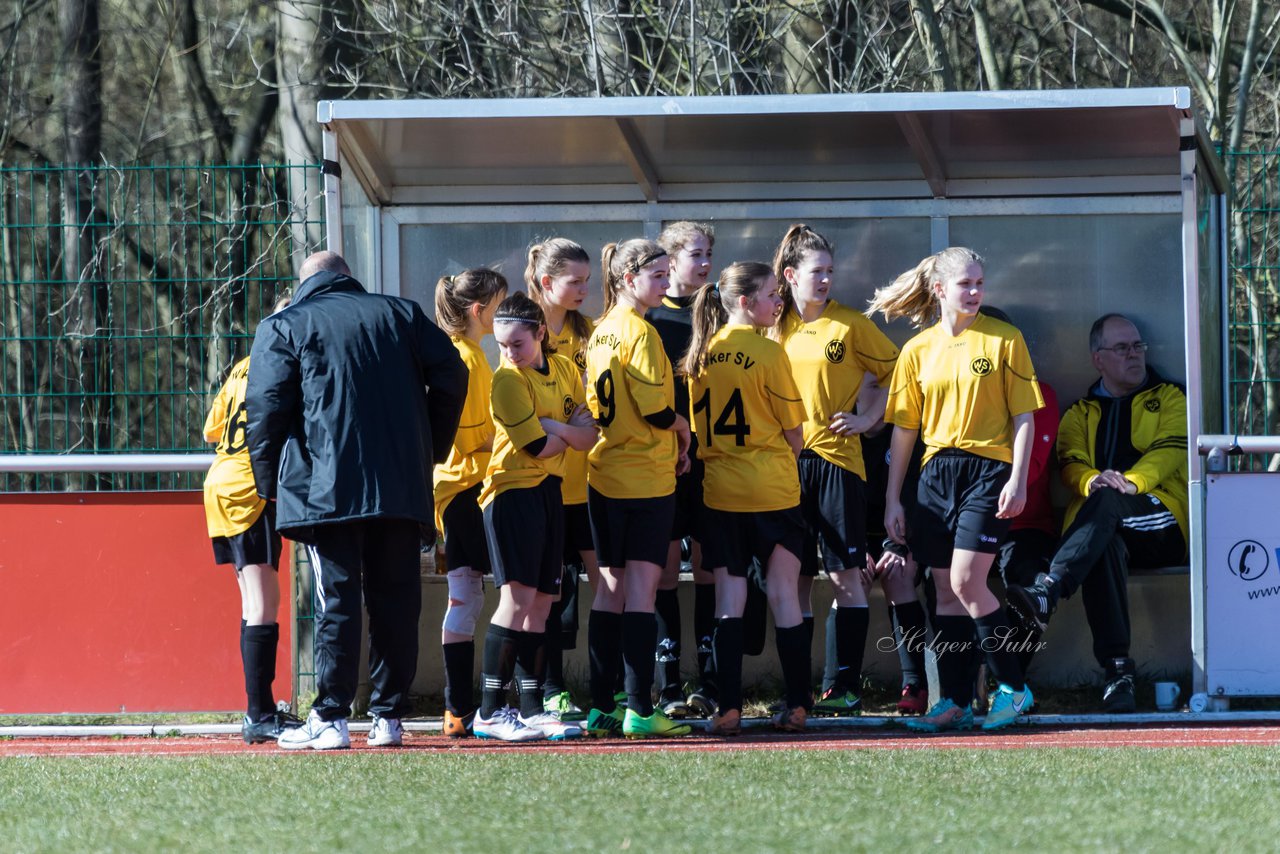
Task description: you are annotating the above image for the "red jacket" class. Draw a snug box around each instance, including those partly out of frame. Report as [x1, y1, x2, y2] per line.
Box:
[1011, 381, 1058, 535]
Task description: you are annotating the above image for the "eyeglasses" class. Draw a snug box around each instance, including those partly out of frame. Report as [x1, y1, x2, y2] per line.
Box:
[1096, 342, 1149, 355]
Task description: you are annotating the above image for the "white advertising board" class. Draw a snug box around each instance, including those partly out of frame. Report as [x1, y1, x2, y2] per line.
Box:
[1204, 472, 1280, 695]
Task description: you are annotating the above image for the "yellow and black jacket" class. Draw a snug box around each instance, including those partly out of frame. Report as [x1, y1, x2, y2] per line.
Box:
[1058, 368, 1188, 544]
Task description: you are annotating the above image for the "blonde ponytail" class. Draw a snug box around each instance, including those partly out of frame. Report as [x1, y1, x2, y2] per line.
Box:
[866, 247, 983, 328]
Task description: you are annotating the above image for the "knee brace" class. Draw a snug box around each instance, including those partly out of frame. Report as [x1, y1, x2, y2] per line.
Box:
[442, 569, 484, 636]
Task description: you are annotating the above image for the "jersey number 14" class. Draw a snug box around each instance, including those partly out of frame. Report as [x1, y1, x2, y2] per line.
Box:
[692, 387, 750, 447]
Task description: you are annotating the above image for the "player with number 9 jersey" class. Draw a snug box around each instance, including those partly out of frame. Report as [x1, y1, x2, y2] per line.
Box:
[585, 301, 678, 500]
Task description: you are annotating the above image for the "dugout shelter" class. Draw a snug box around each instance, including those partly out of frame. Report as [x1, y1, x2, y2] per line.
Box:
[319, 89, 1246, 708]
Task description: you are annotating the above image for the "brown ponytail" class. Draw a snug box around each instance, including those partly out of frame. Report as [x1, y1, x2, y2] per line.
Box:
[600, 238, 666, 316]
[435, 268, 508, 335]
[772, 223, 834, 326]
[525, 238, 592, 342]
[683, 261, 773, 379]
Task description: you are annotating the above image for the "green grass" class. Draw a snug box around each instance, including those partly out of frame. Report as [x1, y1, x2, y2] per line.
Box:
[2, 747, 1279, 851]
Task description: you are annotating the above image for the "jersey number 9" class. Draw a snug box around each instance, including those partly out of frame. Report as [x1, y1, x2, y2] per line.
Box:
[595, 369, 615, 427]
[692, 387, 750, 447]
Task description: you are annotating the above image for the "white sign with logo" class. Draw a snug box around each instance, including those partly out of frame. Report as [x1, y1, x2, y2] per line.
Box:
[1205, 473, 1280, 695]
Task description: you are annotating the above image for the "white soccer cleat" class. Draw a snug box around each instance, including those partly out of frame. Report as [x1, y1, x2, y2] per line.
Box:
[473, 706, 544, 742]
[518, 711, 584, 741]
[367, 714, 404, 747]
[277, 709, 351, 750]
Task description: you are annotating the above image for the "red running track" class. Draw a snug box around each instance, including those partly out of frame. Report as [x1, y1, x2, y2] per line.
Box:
[3, 726, 1278, 757]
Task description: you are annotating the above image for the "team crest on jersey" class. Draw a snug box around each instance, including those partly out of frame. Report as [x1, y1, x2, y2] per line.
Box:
[574, 350, 587, 371]
[970, 356, 994, 377]
[1144, 399, 1161, 412]
[825, 340, 845, 364]
[563, 395, 576, 418]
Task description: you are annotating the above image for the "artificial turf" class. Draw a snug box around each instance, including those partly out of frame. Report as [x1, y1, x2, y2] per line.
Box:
[2, 746, 1278, 851]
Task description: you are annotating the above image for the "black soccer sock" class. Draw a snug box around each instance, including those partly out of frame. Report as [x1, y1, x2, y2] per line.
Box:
[743, 574, 768, 656]
[802, 614, 815, 652]
[513, 629, 547, 718]
[833, 606, 869, 695]
[891, 601, 929, 690]
[694, 581, 716, 681]
[712, 617, 745, 713]
[774, 623, 812, 711]
[242, 623, 278, 722]
[975, 608, 1026, 692]
[442, 640, 475, 717]
[542, 609, 566, 697]
[822, 607, 838, 693]
[558, 562, 581, 649]
[479, 624, 518, 719]
[588, 610, 623, 712]
[622, 611, 658, 717]
[932, 614, 976, 708]
[654, 588, 682, 691]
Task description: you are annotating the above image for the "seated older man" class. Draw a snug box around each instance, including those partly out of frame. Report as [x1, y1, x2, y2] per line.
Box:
[1007, 313, 1187, 713]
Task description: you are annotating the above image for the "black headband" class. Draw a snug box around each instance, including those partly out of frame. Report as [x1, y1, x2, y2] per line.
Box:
[627, 250, 668, 273]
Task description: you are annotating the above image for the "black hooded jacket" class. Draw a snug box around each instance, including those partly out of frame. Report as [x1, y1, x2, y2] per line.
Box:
[245, 270, 467, 536]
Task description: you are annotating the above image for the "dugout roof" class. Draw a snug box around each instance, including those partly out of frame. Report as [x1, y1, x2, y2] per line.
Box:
[318, 89, 1226, 206]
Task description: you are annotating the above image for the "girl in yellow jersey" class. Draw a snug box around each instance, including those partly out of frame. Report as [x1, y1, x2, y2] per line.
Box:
[583, 238, 693, 739]
[203, 294, 301, 744]
[772, 224, 900, 717]
[685, 262, 809, 735]
[432, 269, 506, 738]
[526, 237, 595, 721]
[870, 247, 1043, 732]
[473, 293, 598, 742]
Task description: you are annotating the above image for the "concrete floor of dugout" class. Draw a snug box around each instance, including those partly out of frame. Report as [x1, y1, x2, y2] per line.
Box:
[333, 560, 1191, 709]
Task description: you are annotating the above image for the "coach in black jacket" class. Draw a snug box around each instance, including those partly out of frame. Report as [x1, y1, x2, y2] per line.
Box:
[247, 251, 467, 750]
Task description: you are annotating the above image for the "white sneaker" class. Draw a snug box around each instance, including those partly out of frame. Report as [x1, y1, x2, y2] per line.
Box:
[277, 709, 350, 750]
[519, 711, 583, 741]
[473, 706, 544, 742]
[367, 714, 404, 747]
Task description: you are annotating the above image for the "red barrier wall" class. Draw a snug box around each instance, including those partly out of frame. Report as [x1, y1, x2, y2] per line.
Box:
[0, 493, 292, 714]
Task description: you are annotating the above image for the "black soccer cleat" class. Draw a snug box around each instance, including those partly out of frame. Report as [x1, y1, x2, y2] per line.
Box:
[1007, 578, 1058, 634]
[242, 710, 305, 745]
[1102, 657, 1137, 714]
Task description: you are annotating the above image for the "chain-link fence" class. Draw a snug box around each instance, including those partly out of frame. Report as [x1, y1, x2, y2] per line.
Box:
[0, 162, 323, 492]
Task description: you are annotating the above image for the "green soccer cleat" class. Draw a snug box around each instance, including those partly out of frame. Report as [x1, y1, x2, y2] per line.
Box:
[982, 684, 1034, 731]
[585, 706, 625, 737]
[544, 691, 588, 722]
[622, 707, 693, 739]
[812, 687, 863, 717]
[903, 698, 975, 733]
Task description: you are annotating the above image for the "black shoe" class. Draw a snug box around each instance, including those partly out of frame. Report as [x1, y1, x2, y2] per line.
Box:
[686, 682, 719, 719]
[1007, 578, 1058, 634]
[658, 684, 690, 719]
[1102, 657, 1137, 713]
[242, 710, 305, 744]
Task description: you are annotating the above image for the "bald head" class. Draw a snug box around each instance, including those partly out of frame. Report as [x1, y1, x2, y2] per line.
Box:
[299, 251, 351, 282]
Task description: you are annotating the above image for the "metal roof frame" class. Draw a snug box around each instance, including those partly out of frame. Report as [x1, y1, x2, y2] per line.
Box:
[319, 88, 1226, 209]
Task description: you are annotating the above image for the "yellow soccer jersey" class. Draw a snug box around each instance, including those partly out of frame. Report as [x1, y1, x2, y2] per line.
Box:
[480, 353, 584, 507]
[585, 305, 678, 499]
[433, 336, 495, 531]
[885, 314, 1044, 465]
[780, 300, 898, 479]
[202, 357, 267, 538]
[547, 315, 594, 506]
[689, 325, 805, 512]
